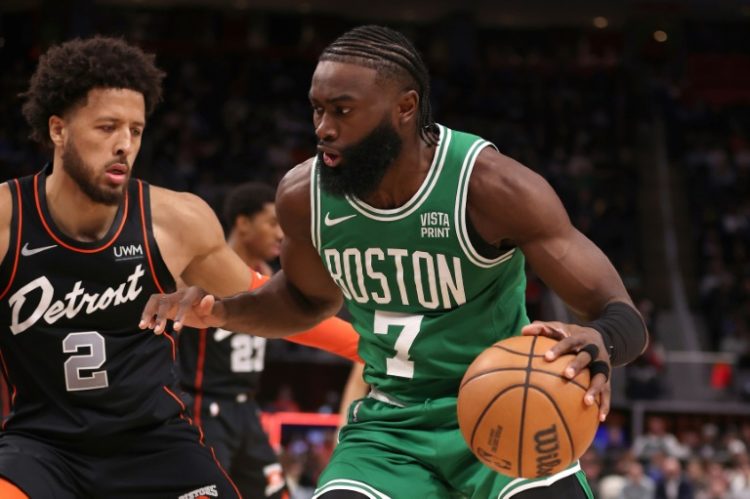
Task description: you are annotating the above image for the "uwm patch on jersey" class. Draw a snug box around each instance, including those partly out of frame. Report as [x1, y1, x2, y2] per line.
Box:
[0, 166, 179, 443]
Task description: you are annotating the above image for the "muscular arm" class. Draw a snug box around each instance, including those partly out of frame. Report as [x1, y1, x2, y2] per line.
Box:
[468, 148, 633, 320]
[144, 161, 343, 338]
[150, 185, 254, 296]
[219, 160, 344, 337]
[468, 148, 647, 419]
[149, 182, 358, 358]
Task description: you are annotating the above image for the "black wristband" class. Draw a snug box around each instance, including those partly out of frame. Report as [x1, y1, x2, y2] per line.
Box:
[584, 302, 648, 367]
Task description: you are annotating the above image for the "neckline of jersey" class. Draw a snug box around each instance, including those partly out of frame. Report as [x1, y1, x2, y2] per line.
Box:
[343, 124, 451, 222]
[34, 163, 130, 252]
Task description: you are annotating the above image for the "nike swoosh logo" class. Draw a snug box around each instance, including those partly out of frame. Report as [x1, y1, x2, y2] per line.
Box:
[324, 213, 357, 227]
[21, 243, 58, 257]
[213, 328, 233, 342]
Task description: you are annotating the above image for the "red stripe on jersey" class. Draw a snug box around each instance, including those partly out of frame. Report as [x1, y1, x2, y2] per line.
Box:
[168, 391, 239, 498]
[163, 331, 176, 361]
[162, 385, 186, 412]
[0, 376, 8, 419]
[210, 446, 243, 499]
[137, 180, 166, 293]
[192, 329, 208, 428]
[178, 412, 206, 445]
[33, 174, 129, 253]
[0, 180, 22, 301]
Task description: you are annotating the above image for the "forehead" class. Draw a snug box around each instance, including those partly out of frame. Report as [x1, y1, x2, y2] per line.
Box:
[70, 87, 145, 122]
[309, 60, 382, 100]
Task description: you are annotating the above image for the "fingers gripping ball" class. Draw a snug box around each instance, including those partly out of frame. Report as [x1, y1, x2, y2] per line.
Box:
[457, 335, 600, 479]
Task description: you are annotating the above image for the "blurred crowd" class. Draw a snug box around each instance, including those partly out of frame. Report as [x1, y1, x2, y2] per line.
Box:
[665, 98, 750, 389]
[0, 8, 643, 280]
[583, 414, 750, 499]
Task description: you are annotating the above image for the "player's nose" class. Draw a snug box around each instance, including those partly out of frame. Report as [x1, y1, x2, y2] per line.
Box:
[315, 112, 338, 143]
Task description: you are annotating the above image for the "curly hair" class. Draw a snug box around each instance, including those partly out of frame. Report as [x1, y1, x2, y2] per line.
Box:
[20, 36, 166, 146]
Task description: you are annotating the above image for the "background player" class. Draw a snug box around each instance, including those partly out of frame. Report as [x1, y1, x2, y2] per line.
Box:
[0, 36, 360, 498]
[141, 25, 648, 498]
[178, 181, 368, 498]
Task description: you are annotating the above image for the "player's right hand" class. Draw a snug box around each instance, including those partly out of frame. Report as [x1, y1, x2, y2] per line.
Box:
[138, 287, 227, 334]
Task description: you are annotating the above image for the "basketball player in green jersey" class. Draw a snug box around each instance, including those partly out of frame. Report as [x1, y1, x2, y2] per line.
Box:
[142, 25, 648, 498]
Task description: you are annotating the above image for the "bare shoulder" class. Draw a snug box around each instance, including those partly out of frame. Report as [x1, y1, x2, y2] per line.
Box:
[276, 158, 314, 238]
[470, 147, 550, 203]
[0, 182, 12, 264]
[149, 184, 223, 238]
[277, 158, 313, 211]
[148, 184, 225, 278]
[468, 147, 571, 245]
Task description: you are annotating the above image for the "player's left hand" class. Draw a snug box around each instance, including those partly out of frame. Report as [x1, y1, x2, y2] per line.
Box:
[521, 321, 611, 422]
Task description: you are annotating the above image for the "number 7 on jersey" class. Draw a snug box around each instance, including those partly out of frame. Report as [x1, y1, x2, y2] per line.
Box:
[373, 310, 424, 379]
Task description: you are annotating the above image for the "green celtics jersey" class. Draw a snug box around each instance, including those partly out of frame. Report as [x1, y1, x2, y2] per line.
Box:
[311, 124, 529, 404]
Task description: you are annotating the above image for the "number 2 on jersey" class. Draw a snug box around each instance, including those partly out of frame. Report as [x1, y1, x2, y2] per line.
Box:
[62, 331, 109, 392]
[373, 310, 424, 379]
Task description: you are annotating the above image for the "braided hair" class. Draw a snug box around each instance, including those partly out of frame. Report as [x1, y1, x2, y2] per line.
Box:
[319, 25, 438, 146]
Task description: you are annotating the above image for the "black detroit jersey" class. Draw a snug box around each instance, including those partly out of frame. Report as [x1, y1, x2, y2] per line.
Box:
[0, 166, 180, 446]
[179, 325, 267, 397]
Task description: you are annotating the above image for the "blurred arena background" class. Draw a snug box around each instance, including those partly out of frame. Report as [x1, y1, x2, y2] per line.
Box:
[1, 1, 750, 497]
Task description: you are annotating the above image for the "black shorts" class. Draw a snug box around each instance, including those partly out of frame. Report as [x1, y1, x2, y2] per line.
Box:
[0, 418, 240, 499]
[198, 395, 286, 498]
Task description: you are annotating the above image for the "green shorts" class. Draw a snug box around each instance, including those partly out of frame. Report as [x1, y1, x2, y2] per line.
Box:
[314, 395, 592, 499]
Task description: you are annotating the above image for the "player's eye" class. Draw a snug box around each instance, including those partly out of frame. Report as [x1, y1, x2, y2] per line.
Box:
[336, 107, 351, 116]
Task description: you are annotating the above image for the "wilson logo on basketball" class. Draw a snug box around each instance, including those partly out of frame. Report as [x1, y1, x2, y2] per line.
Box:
[534, 424, 562, 477]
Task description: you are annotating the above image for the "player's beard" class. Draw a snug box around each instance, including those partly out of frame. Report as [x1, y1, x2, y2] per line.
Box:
[61, 141, 128, 206]
[318, 118, 403, 199]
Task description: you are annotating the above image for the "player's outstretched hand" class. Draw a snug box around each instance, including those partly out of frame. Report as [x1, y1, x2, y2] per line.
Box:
[521, 321, 611, 422]
[138, 287, 227, 334]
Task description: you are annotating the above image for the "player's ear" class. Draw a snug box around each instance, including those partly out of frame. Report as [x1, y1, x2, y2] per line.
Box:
[49, 115, 66, 147]
[397, 89, 419, 126]
[235, 214, 253, 234]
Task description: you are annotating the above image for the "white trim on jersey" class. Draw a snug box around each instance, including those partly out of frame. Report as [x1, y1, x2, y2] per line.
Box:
[313, 479, 392, 499]
[498, 461, 583, 499]
[344, 125, 452, 221]
[310, 160, 322, 251]
[455, 138, 516, 268]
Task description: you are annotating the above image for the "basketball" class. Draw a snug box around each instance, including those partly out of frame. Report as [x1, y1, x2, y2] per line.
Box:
[457, 335, 599, 479]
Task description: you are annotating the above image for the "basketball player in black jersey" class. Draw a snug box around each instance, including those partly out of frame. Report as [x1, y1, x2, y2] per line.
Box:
[0, 37, 361, 499]
[179, 183, 286, 498]
[179, 182, 368, 498]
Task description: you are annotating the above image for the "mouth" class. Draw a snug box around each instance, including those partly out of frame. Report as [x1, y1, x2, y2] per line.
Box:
[317, 147, 341, 167]
[104, 163, 129, 185]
